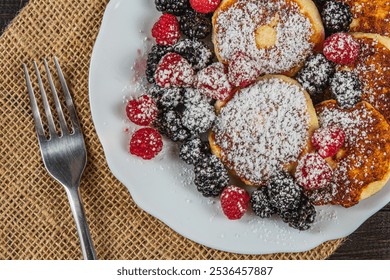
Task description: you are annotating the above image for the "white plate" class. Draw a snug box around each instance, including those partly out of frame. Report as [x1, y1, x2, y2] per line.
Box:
[89, 0, 390, 254]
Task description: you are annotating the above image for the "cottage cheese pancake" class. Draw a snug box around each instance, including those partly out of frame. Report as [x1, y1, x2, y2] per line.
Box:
[210, 75, 319, 186]
[338, 33, 390, 123]
[212, 0, 325, 76]
[337, 0, 390, 36]
[306, 100, 390, 207]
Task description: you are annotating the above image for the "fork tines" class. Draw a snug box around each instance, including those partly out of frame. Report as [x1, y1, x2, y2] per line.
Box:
[23, 57, 80, 140]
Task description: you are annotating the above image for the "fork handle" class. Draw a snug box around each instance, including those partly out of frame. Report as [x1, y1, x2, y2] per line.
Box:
[65, 187, 97, 260]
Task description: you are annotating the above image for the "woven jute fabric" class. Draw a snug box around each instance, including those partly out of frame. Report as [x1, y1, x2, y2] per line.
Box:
[0, 0, 344, 259]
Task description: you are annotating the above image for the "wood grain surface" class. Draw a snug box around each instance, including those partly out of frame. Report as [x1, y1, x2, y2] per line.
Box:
[1, 0, 389, 260]
[0, 0, 28, 31]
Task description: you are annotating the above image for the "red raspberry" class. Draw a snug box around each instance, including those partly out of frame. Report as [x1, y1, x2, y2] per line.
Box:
[228, 52, 262, 88]
[190, 0, 221, 14]
[126, 95, 158, 126]
[220, 186, 250, 220]
[152, 14, 181, 46]
[155, 53, 195, 88]
[130, 128, 163, 160]
[312, 126, 346, 158]
[196, 62, 233, 101]
[323, 33, 360, 65]
[295, 153, 333, 191]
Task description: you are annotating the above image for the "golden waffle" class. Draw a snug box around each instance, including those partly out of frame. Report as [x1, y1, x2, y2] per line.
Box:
[338, 33, 390, 123]
[338, 0, 390, 36]
[212, 0, 324, 77]
[306, 100, 390, 207]
[209, 75, 319, 186]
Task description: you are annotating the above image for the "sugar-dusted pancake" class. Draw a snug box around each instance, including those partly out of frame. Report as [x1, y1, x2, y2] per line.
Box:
[209, 75, 319, 186]
[212, 0, 324, 77]
[338, 33, 390, 123]
[337, 0, 390, 36]
[306, 100, 390, 207]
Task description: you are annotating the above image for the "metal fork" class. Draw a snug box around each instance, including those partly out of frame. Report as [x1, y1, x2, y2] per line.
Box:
[23, 57, 97, 260]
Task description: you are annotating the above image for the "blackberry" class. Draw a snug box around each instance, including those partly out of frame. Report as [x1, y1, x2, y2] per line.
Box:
[155, 0, 189, 16]
[313, 0, 328, 9]
[146, 45, 172, 84]
[194, 155, 229, 197]
[267, 171, 302, 212]
[154, 110, 190, 142]
[148, 84, 161, 99]
[296, 54, 335, 102]
[250, 188, 277, 218]
[182, 93, 215, 135]
[179, 10, 212, 39]
[183, 87, 212, 105]
[279, 195, 316, 231]
[173, 39, 213, 71]
[148, 85, 184, 111]
[330, 71, 362, 109]
[321, 1, 353, 34]
[179, 138, 210, 165]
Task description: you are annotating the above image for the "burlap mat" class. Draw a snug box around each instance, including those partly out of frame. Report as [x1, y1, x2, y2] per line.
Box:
[0, 0, 344, 259]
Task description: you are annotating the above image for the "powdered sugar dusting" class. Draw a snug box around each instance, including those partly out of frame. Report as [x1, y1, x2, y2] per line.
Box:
[228, 52, 262, 88]
[323, 33, 360, 65]
[341, 36, 390, 123]
[155, 53, 195, 88]
[182, 89, 216, 134]
[196, 63, 232, 101]
[312, 125, 346, 158]
[214, 0, 314, 74]
[214, 78, 311, 185]
[307, 102, 390, 207]
[345, 0, 390, 36]
[295, 153, 333, 191]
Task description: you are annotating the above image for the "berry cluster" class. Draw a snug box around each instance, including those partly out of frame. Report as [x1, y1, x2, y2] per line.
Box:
[147, 2, 265, 100]
[250, 171, 317, 231]
[297, 1, 362, 108]
[294, 125, 346, 192]
[128, 1, 222, 162]
[152, 0, 216, 44]
[126, 95, 163, 160]
[143, 0, 227, 197]
[148, 49, 263, 103]
[156, 0, 221, 15]
[294, 123, 346, 192]
[247, 124, 348, 229]
[297, 34, 362, 107]
[146, 0, 217, 84]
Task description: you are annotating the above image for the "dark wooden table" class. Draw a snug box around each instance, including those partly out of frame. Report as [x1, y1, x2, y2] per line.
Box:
[1, 0, 389, 260]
